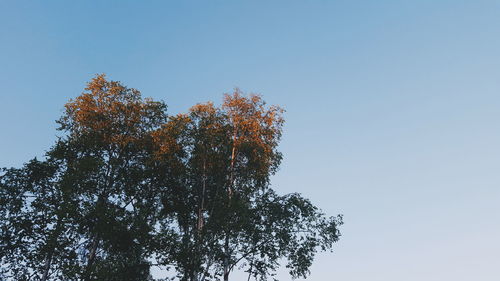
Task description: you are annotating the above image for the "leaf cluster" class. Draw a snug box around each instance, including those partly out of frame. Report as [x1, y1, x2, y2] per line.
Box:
[0, 75, 342, 281]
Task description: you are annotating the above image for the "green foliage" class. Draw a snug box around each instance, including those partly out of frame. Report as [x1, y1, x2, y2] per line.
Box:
[0, 75, 342, 281]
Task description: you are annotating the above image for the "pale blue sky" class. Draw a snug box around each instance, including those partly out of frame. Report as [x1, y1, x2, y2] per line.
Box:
[1, 1, 499, 280]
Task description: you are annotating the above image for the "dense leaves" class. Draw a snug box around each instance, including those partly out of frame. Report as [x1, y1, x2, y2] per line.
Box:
[0, 75, 342, 281]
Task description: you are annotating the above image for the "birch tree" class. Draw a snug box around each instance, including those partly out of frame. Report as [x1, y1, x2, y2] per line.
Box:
[55, 74, 168, 280]
[0, 77, 342, 281]
[152, 90, 342, 281]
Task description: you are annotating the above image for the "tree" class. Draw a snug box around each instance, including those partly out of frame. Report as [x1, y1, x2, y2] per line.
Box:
[151, 91, 343, 281]
[0, 76, 342, 281]
[54, 74, 168, 280]
[1, 74, 169, 280]
[0, 154, 83, 281]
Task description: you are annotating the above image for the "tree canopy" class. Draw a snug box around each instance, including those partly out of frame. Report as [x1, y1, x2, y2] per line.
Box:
[0, 75, 342, 281]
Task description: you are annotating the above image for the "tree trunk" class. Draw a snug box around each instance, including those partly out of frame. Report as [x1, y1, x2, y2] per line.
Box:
[193, 159, 207, 281]
[223, 233, 230, 281]
[223, 130, 238, 281]
[40, 253, 53, 281]
[228, 145, 236, 198]
[83, 236, 99, 281]
[197, 160, 207, 231]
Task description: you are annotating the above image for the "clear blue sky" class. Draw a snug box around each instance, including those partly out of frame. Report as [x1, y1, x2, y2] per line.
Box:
[1, 1, 499, 280]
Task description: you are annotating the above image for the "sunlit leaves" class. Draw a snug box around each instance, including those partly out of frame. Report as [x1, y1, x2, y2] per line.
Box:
[0, 76, 341, 281]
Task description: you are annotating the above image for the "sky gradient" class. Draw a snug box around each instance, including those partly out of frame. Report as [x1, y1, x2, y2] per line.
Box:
[1, 1, 499, 280]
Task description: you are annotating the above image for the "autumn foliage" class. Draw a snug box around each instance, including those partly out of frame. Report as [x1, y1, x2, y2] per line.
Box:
[0, 75, 342, 281]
